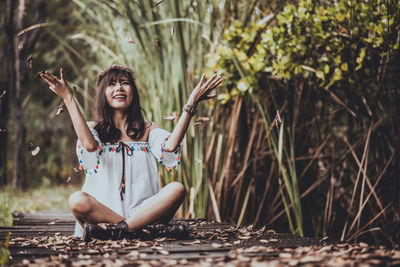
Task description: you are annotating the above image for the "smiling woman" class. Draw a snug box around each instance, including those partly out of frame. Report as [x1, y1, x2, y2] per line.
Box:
[39, 65, 222, 241]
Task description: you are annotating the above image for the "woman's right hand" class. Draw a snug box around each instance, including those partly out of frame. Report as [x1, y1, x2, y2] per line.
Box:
[40, 68, 72, 100]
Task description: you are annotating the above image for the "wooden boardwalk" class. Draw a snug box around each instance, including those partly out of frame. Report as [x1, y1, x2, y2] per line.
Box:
[1, 211, 399, 266]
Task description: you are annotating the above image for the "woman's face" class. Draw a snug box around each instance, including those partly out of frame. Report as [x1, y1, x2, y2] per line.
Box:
[104, 74, 133, 110]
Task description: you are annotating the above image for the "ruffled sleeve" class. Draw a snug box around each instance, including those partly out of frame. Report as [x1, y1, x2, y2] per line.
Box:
[76, 127, 103, 173]
[149, 128, 181, 171]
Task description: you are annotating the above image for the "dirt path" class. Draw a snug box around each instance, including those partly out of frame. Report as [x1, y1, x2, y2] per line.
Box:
[1, 211, 399, 266]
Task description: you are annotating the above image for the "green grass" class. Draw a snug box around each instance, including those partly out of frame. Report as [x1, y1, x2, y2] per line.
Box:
[0, 185, 80, 226]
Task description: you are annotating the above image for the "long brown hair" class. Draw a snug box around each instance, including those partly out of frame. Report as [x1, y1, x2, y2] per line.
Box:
[94, 65, 145, 143]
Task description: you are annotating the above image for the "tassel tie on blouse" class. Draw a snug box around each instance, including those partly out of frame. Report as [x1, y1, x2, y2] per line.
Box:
[116, 142, 133, 201]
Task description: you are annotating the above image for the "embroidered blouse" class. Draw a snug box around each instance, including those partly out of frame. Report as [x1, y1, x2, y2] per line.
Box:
[73, 126, 181, 237]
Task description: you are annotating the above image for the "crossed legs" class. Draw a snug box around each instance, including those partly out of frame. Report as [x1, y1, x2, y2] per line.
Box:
[69, 182, 185, 230]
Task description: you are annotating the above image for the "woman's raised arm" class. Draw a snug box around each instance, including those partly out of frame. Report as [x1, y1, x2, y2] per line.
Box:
[163, 73, 222, 152]
[40, 69, 98, 152]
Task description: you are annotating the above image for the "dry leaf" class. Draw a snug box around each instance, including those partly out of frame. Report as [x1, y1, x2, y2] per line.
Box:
[155, 39, 161, 48]
[28, 142, 40, 156]
[27, 55, 33, 69]
[163, 114, 176, 121]
[238, 236, 251, 240]
[31, 147, 40, 156]
[153, 0, 166, 7]
[196, 117, 210, 122]
[159, 249, 169, 255]
[212, 243, 222, 248]
[0, 90, 6, 98]
[35, 70, 45, 78]
[56, 102, 65, 116]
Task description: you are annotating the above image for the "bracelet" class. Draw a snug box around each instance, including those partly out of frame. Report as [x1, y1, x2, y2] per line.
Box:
[183, 104, 196, 116]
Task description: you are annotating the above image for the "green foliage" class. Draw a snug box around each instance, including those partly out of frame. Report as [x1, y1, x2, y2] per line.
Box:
[0, 233, 10, 266]
[210, 0, 399, 100]
[0, 185, 80, 226]
[208, 0, 400, 240]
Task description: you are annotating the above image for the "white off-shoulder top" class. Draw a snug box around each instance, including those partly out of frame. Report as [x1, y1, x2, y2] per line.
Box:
[74, 126, 181, 237]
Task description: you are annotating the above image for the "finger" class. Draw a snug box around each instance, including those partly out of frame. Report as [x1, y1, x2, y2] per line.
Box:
[209, 76, 222, 87]
[40, 74, 55, 87]
[203, 74, 217, 88]
[199, 73, 206, 86]
[60, 68, 65, 82]
[45, 71, 59, 82]
[207, 78, 222, 91]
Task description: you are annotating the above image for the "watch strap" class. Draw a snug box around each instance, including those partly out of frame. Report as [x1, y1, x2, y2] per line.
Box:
[183, 104, 196, 116]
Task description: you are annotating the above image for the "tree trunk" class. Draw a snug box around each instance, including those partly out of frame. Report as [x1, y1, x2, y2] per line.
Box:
[12, 0, 46, 190]
[0, 0, 16, 187]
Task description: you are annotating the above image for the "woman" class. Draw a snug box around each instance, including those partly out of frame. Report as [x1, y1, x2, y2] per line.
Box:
[40, 65, 222, 241]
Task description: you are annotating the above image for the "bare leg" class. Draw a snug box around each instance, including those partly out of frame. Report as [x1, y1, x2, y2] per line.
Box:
[69, 191, 124, 227]
[69, 182, 185, 230]
[125, 182, 185, 230]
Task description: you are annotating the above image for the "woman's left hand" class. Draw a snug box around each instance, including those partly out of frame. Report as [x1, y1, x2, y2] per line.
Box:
[187, 73, 222, 106]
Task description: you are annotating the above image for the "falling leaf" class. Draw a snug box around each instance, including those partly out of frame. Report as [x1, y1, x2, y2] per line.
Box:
[129, 39, 136, 44]
[155, 39, 161, 48]
[35, 70, 45, 78]
[27, 142, 40, 156]
[27, 55, 33, 69]
[56, 102, 65, 116]
[196, 117, 210, 122]
[170, 26, 175, 35]
[163, 114, 176, 121]
[153, 0, 166, 7]
[0, 90, 6, 98]
[31, 147, 40, 156]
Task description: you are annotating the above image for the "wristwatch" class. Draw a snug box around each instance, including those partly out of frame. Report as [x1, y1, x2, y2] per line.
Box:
[183, 104, 196, 116]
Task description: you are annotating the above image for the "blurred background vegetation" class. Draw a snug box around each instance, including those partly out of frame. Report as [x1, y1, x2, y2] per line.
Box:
[0, 0, 399, 246]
